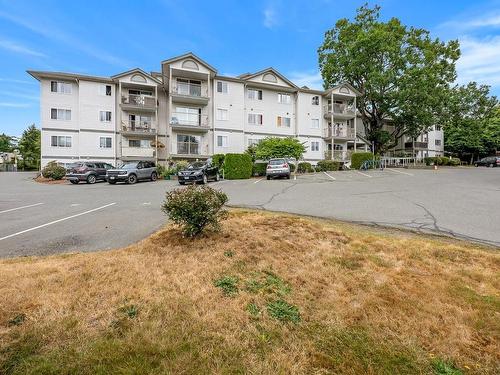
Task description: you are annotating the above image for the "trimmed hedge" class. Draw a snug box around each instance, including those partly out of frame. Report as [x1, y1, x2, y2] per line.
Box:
[317, 160, 341, 171]
[253, 162, 268, 176]
[351, 152, 374, 169]
[297, 162, 313, 173]
[212, 154, 225, 168]
[224, 153, 253, 179]
[289, 163, 296, 172]
[424, 156, 461, 166]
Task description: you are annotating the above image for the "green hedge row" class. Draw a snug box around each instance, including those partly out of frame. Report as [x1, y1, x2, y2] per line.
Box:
[224, 153, 253, 179]
[297, 162, 313, 173]
[424, 156, 460, 166]
[316, 160, 341, 171]
[351, 152, 374, 169]
[253, 162, 268, 176]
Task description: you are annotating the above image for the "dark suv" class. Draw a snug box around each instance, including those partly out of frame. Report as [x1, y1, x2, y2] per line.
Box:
[106, 161, 157, 184]
[66, 161, 114, 184]
[177, 159, 219, 185]
[474, 156, 500, 168]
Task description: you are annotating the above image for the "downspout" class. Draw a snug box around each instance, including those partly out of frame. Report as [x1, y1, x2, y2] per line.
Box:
[353, 96, 357, 153]
[330, 91, 334, 160]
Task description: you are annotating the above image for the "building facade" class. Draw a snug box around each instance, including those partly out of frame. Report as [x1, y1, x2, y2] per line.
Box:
[29, 53, 442, 168]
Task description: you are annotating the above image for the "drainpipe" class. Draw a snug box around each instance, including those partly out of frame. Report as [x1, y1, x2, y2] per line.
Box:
[353, 96, 357, 153]
[330, 91, 334, 160]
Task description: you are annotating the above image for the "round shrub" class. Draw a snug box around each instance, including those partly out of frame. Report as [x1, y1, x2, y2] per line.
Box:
[317, 159, 341, 171]
[161, 185, 228, 237]
[297, 162, 313, 173]
[224, 153, 252, 179]
[42, 161, 66, 180]
[351, 152, 374, 169]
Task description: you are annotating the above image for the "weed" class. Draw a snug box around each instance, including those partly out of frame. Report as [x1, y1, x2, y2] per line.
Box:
[432, 359, 463, 375]
[214, 276, 239, 297]
[266, 300, 300, 324]
[224, 250, 234, 258]
[246, 302, 261, 317]
[8, 313, 26, 326]
[119, 304, 139, 319]
[332, 255, 364, 270]
[245, 271, 291, 297]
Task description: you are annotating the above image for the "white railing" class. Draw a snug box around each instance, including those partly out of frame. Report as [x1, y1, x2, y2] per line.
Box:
[121, 121, 156, 134]
[170, 113, 209, 127]
[323, 127, 356, 138]
[325, 150, 353, 161]
[323, 103, 355, 116]
[379, 156, 424, 168]
[171, 82, 208, 98]
[121, 146, 155, 158]
[121, 94, 156, 108]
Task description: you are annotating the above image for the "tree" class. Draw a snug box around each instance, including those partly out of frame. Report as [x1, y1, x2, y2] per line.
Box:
[443, 83, 498, 162]
[254, 137, 306, 160]
[318, 4, 460, 153]
[0, 133, 16, 152]
[18, 124, 41, 170]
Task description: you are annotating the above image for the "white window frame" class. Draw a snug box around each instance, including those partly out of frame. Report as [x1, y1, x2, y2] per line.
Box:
[217, 135, 228, 148]
[216, 81, 228, 94]
[99, 85, 112, 96]
[50, 108, 71, 121]
[99, 137, 112, 148]
[216, 108, 228, 121]
[277, 93, 291, 104]
[311, 119, 320, 129]
[311, 96, 319, 105]
[248, 138, 260, 147]
[247, 88, 262, 100]
[50, 81, 72, 94]
[248, 113, 263, 125]
[129, 139, 150, 148]
[99, 111, 112, 122]
[50, 135, 72, 147]
[311, 141, 320, 152]
[277, 116, 291, 128]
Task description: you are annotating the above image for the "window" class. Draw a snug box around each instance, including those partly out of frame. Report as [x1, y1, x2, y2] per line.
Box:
[247, 88, 262, 100]
[216, 81, 228, 94]
[435, 139, 442, 146]
[311, 96, 319, 105]
[248, 113, 263, 125]
[311, 119, 320, 129]
[248, 138, 260, 147]
[129, 89, 153, 96]
[435, 125, 442, 131]
[99, 137, 112, 148]
[176, 78, 201, 96]
[99, 111, 112, 122]
[311, 141, 320, 152]
[278, 93, 291, 104]
[99, 85, 112, 96]
[277, 116, 291, 127]
[50, 81, 71, 94]
[216, 108, 228, 121]
[129, 139, 150, 148]
[177, 134, 200, 154]
[50, 108, 71, 120]
[217, 135, 228, 147]
[50, 135, 72, 147]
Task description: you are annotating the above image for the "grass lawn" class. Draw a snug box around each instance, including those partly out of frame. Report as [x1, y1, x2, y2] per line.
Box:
[0, 210, 498, 374]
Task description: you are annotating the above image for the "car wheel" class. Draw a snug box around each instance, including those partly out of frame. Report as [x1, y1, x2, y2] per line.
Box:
[179, 181, 185, 185]
[86, 174, 97, 184]
[489, 163, 494, 168]
[286, 174, 291, 179]
[127, 174, 137, 184]
[108, 180, 116, 185]
[151, 172, 157, 181]
[267, 176, 271, 180]
[202, 174, 208, 184]
[70, 180, 79, 184]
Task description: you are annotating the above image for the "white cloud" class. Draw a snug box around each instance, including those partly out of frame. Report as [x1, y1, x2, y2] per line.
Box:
[288, 70, 323, 89]
[0, 39, 45, 57]
[441, 13, 500, 31]
[456, 35, 500, 86]
[0, 102, 30, 108]
[263, 6, 277, 28]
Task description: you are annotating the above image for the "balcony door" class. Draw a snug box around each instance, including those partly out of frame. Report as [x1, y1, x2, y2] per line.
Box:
[129, 114, 152, 130]
[175, 107, 201, 126]
[176, 78, 202, 97]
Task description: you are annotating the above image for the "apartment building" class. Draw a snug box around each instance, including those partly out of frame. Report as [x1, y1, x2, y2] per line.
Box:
[29, 52, 440, 168]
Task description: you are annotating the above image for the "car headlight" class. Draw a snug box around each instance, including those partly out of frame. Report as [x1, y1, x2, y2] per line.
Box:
[118, 171, 127, 175]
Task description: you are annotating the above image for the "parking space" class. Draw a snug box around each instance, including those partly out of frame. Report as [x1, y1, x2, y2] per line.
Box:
[0, 167, 498, 258]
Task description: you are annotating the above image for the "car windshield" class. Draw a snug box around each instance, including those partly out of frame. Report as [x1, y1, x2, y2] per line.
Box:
[119, 163, 138, 169]
[269, 159, 286, 165]
[187, 162, 206, 169]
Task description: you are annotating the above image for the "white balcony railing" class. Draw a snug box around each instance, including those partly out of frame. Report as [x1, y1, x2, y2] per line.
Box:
[324, 103, 355, 116]
[171, 82, 208, 98]
[324, 150, 353, 161]
[121, 121, 156, 134]
[121, 146, 155, 158]
[323, 127, 356, 138]
[121, 94, 156, 108]
[170, 112, 209, 127]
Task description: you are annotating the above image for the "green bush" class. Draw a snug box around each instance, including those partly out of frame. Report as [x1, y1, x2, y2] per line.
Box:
[174, 160, 189, 173]
[450, 157, 461, 166]
[317, 160, 341, 171]
[161, 185, 228, 237]
[224, 153, 253, 179]
[212, 154, 225, 168]
[252, 162, 268, 176]
[351, 152, 374, 169]
[289, 162, 296, 172]
[42, 161, 66, 180]
[424, 157, 460, 166]
[297, 162, 313, 173]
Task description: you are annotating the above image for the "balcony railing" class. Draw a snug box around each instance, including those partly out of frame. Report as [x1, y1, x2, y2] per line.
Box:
[405, 141, 428, 149]
[323, 127, 356, 138]
[324, 150, 354, 161]
[170, 113, 209, 127]
[121, 94, 156, 108]
[177, 142, 200, 155]
[121, 121, 156, 134]
[171, 82, 208, 98]
[324, 103, 355, 116]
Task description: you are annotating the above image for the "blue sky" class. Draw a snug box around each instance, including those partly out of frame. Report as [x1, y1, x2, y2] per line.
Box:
[1, 0, 500, 136]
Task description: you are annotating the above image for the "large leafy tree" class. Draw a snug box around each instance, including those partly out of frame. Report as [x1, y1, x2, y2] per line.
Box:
[254, 137, 306, 160]
[0, 133, 16, 152]
[318, 4, 460, 152]
[443, 83, 498, 162]
[18, 124, 41, 170]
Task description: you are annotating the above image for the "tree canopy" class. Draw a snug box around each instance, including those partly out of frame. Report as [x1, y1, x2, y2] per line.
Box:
[254, 137, 306, 160]
[318, 4, 460, 153]
[0, 133, 16, 153]
[18, 124, 41, 170]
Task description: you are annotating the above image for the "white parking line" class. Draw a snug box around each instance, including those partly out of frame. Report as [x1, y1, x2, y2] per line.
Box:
[0, 202, 44, 214]
[355, 170, 373, 178]
[0, 203, 116, 242]
[386, 168, 414, 176]
[323, 171, 336, 180]
[254, 178, 264, 184]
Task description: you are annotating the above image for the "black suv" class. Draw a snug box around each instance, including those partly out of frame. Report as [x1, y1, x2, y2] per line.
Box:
[177, 159, 219, 185]
[474, 156, 500, 168]
[66, 161, 114, 184]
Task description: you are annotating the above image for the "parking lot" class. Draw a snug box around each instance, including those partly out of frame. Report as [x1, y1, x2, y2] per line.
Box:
[0, 167, 499, 257]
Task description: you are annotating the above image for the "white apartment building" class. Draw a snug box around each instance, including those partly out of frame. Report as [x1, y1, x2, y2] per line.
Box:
[29, 52, 442, 168]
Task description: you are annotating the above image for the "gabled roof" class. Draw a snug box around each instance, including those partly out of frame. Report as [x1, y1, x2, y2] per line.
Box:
[111, 68, 162, 84]
[27, 70, 113, 83]
[324, 82, 362, 96]
[161, 52, 217, 73]
[239, 67, 298, 89]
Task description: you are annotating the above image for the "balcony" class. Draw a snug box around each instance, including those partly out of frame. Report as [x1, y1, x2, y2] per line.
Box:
[170, 82, 209, 105]
[170, 113, 209, 132]
[121, 146, 155, 159]
[405, 141, 428, 150]
[323, 127, 356, 139]
[323, 103, 355, 119]
[324, 150, 353, 161]
[120, 121, 157, 137]
[120, 94, 156, 112]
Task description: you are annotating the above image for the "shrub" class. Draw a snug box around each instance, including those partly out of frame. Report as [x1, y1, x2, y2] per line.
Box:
[161, 185, 228, 237]
[214, 276, 239, 297]
[174, 160, 189, 173]
[317, 159, 341, 171]
[212, 154, 225, 168]
[351, 152, 374, 169]
[297, 162, 313, 173]
[42, 161, 66, 180]
[224, 153, 252, 179]
[450, 157, 461, 166]
[289, 162, 296, 172]
[252, 162, 268, 176]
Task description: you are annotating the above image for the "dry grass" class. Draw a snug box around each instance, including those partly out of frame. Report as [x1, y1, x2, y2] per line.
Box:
[0, 209, 498, 374]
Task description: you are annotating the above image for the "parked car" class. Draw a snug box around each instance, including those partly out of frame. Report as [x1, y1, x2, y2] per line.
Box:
[106, 161, 157, 184]
[177, 159, 219, 185]
[66, 161, 114, 184]
[266, 158, 291, 180]
[474, 156, 500, 167]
